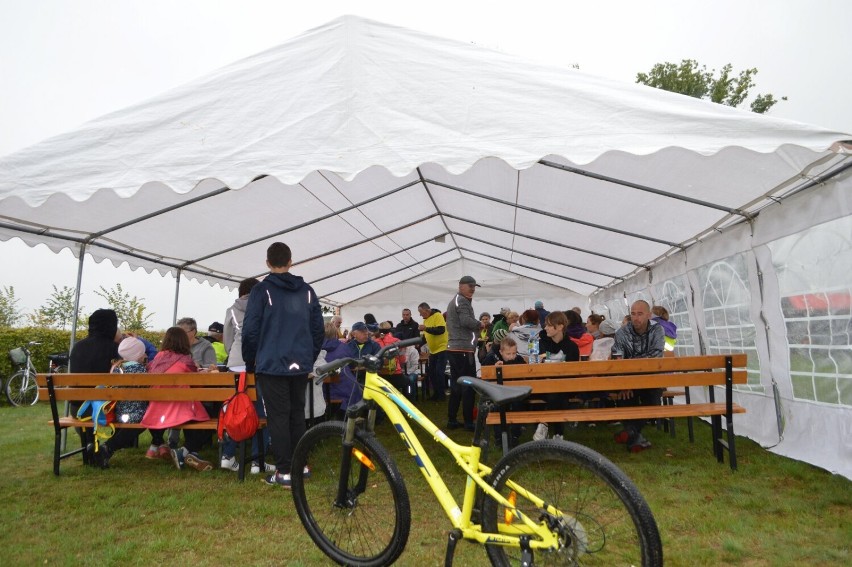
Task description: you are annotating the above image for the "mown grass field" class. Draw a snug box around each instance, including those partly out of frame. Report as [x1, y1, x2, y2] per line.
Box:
[0, 399, 849, 566]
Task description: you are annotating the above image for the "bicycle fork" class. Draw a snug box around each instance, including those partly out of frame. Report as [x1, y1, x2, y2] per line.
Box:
[334, 403, 377, 510]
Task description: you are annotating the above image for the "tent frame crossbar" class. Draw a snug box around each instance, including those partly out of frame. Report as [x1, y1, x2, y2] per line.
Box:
[538, 159, 750, 218]
[459, 247, 600, 290]
[322, 248, 458, 298]
[454, 230, 624, 281]
[423, 177, 682, 248]
[310, 235, 448, 285]
[440, 212, 644, 268]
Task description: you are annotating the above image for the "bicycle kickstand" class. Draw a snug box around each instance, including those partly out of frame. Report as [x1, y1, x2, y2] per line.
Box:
[444, 528, 462, 566]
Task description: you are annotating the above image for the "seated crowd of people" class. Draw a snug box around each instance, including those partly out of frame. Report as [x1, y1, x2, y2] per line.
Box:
[67, 288, 677, 476]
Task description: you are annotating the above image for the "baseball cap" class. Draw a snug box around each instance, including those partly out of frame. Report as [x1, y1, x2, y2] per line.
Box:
[351, 321, 368, 332]
[459, 275, 480, 287]
[208, 322, 224, 334]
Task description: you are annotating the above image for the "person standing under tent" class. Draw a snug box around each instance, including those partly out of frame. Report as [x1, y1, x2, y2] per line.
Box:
[446, 276, 485, 431]
[418, 302, 449, 402]
[242, 242, 324, 488]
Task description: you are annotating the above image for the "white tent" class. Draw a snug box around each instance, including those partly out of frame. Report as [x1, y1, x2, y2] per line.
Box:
[1, 16, 850, 477]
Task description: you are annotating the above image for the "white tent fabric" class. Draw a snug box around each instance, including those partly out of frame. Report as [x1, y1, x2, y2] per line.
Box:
[0, 16, 851, 476]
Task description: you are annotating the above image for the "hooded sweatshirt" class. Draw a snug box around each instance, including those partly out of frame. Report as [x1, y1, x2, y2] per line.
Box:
[224, 295, 250, 368]
[69, 308, 119, 373]
[241, 271, 324, 376]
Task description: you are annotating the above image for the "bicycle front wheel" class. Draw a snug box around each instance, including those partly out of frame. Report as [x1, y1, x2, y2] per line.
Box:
[5, 369, 39, 406]
[482, 440, 662, 566]
[291, 420, 411, 567]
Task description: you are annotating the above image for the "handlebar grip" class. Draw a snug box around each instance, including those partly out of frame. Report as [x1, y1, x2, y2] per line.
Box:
[394, 336, 426, 349]
[315, 357, 355, 377]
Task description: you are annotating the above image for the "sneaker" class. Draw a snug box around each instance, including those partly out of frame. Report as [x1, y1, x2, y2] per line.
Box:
[629, 434, 652, 453]
[533, 423, 549, 441]
[614, 430, 631, 444]
[158, 445, 171, 460]
[302, 466, 311, 479]
[264, 471, 292, 488]
[145, 444, 159, 460]
[552, 434, 564, 441]
[170, 447, 186, 471]
[221, 456, 239, 471]
[463, 423, 476, 432]
[250, 461, 277, 474]
[185, 452, 213, 472]
[446, 421, 462, 430]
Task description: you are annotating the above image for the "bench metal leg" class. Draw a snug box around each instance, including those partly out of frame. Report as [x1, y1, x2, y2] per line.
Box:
[726, 416, 738, 471]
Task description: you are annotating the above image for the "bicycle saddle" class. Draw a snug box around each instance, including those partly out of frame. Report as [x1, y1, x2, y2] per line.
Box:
[458, 376, 531, 406]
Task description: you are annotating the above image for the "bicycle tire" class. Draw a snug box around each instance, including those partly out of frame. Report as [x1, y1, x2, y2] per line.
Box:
[291, 421, 411, 567]
[482, 440, 662, 566]
[5, 369, 39, 406]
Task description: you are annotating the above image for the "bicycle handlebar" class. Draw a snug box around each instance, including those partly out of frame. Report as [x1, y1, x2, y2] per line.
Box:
[314, 336, 425, 382]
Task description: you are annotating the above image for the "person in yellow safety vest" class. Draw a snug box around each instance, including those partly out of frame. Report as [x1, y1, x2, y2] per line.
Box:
[205, 321, 229, 364]
[651, 306, 678, 356]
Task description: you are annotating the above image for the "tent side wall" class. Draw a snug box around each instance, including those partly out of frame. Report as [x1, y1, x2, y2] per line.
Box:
[591, 173, 852, 479]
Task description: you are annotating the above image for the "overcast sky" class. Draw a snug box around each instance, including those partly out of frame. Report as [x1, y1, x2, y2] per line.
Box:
[1, 0, 850, 330]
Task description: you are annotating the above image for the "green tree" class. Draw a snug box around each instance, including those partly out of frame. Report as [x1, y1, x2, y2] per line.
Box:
[0, 285, 23, 327]
[636, 59, 786, 114]
[29, 285, 82, 330]
[93, 283, 154, 332]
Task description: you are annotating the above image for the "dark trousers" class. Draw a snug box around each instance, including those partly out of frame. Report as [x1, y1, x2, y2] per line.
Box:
[620, 388, 664, 435]
[447, 351, 476, 426]
[257, 373, 307, 475]
[105, 428, 143, 452]
[427, 350, 449, 400]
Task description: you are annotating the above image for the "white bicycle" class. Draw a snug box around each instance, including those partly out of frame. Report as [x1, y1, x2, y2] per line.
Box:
[6, 342, 68, 406]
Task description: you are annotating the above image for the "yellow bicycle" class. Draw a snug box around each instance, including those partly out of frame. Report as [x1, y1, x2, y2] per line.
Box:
[291, 337, 662, 566]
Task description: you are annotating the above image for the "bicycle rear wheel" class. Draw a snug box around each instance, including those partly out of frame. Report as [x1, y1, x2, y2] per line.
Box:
[482, 440, 662, 566]
[5, 369, 39, 406]
[291, 420, 411, 567]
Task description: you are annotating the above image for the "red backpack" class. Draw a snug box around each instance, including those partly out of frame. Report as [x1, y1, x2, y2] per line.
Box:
[218, 372, 259, 442]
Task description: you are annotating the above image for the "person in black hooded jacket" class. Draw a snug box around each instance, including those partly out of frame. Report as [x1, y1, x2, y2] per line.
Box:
[242, 242, 324, 488]
[68, 308, 120, 463]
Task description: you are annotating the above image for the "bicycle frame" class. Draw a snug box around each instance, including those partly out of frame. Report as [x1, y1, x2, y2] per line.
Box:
[348, 369, 560, 551]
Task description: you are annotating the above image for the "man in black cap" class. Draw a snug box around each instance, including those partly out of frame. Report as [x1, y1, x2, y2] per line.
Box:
[204, 321, 227, 364]
[445, 275, 486, 431]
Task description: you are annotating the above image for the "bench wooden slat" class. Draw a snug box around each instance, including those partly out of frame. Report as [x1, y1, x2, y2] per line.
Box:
[484, 370, 746, 393]
[37, 387, 256, 402]
[480, 353, 747, 380]
[36, 372, 248, 388]
[51, 417, 268, 430]
[486, 403, 745, 425]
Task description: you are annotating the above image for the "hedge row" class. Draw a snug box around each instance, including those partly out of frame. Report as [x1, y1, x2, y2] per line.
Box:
[0, 327, 165, 377]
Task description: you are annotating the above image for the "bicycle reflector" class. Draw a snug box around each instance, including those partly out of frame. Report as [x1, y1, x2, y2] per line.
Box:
[352, 448, 376, 471]
[504, 491, 517, 524]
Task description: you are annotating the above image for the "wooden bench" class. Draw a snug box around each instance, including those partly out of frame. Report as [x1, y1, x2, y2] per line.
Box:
[36, 371, 267, 480]
[481, 354, 747, 470]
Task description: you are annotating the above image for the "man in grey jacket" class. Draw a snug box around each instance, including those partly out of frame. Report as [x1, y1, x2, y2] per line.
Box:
[612, 300, 665, 453]
[446, 275, 486, 430]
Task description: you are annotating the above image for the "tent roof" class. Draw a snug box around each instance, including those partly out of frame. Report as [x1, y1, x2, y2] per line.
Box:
[1, 15, 850, 304]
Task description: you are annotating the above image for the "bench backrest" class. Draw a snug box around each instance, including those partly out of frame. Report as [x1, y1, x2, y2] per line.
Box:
[36, 372, 258, 402]
[480, 354, 747, 394]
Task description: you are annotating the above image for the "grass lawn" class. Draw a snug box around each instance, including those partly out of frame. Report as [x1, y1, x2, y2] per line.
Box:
[0, 399, 849, 566]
